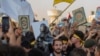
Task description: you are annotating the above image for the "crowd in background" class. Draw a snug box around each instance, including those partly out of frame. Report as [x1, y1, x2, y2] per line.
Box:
[0, 13, 100, 56]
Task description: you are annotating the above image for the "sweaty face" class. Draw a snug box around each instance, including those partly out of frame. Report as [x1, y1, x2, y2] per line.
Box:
[53, 41, 63, 54]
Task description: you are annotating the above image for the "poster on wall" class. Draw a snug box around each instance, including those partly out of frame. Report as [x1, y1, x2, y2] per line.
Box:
[72, 7, 87, 26]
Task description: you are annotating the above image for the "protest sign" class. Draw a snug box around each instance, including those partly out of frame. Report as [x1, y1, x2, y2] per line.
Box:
[19, 15, 30, 32]
[72, 7, 87, 26]
[31, 21, 49, 39]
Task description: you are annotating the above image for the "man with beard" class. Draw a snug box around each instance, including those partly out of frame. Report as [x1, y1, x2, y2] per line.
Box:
[50, 39, 64, 56]
[59, 35, 68, 56]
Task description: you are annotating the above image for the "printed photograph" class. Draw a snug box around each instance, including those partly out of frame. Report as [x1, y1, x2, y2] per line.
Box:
[19, 15, 30, 32]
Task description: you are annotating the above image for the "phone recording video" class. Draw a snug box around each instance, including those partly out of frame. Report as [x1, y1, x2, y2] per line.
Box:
[2, 16, 10, 33]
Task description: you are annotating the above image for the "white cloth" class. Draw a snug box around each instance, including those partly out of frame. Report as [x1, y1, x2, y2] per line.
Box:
[0, 0, 34, 24]
[14, 0, 34, 24]
[1, 0, 19, 20]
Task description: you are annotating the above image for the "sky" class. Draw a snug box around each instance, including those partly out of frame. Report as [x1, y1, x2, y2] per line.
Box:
[27, 0, 100, 21]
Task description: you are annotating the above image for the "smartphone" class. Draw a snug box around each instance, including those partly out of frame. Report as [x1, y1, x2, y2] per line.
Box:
[2, 16, 9, 33]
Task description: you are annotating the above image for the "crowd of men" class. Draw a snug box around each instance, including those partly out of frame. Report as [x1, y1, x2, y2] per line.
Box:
[0, 15, 100, 56]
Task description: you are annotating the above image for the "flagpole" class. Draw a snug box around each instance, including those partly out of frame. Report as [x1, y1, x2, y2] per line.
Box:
[50, 0, 76, 25]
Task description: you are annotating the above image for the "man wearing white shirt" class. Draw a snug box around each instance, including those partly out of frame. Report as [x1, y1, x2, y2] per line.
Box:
[87, 11, 95, 23]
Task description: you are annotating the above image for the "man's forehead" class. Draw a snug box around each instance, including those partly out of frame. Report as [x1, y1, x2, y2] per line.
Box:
[54, 41, 62, 44]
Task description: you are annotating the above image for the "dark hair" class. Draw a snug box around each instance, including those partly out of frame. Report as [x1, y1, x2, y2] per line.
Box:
[70, 48, 86, 56]
[97, 44, 100, 52]
[40, 23, 49, 33]
[13, 27, 18, 32]
[59, 35, 68, 41]
[91, 33, 98, 39]
[21, 31, 35, 49]
[52, 39, 62, 46]
[91, 11, 94, 15]
[0, 44, 26, 56]
[9, 46, 26, 56]
[28, 48, 44, 56]
[84, 39, 96, 48]
[74, 30, 84, 41]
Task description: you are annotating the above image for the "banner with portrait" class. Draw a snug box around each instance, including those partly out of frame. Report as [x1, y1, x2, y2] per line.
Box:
[31, 21, 49, 39]
[18, 15, 30, 32]
[72, 7, 87, 26]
